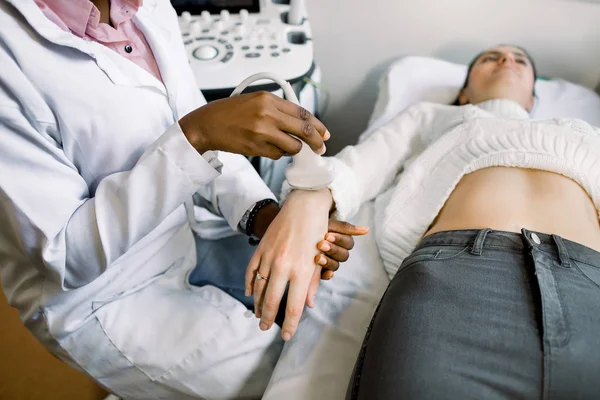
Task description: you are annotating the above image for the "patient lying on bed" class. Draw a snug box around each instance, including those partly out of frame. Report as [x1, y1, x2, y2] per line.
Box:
[256, 44, 600, 399]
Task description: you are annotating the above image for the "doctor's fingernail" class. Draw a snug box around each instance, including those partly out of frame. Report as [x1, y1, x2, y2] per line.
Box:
[319, 243, 330, 252]
[260, 322, 268, 331]
[324, 130, 331, 140]
[318, 145, 326, 155]
[282, 331, 292, 341]
[326, 234, 335, 242]
[317, 255, 327, 266]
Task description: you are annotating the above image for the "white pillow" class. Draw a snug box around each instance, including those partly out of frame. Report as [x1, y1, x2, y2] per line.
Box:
[366, 56, 600, 137]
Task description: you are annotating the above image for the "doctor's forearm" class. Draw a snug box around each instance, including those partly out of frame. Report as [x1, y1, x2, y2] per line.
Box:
[251, 203, 280, 239]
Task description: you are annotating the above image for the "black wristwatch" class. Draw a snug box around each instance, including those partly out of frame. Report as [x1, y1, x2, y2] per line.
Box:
[242, 198, 278, 246]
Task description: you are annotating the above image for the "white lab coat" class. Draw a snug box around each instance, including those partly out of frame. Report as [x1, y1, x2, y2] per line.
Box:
[0, 0, 282, 398]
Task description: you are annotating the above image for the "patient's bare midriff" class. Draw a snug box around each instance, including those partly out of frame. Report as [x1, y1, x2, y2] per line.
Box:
[425, 167, 600, 252]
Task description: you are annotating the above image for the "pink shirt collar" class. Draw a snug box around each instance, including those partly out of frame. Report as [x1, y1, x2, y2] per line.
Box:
[36, 0, 142, 38]
[35, 0, 163, 83]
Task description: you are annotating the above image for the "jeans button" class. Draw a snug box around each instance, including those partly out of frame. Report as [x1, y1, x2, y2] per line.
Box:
[531, 232, 541, 245]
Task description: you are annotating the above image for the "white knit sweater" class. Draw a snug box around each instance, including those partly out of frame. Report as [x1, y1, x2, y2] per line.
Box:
[285, 99, 600, 278]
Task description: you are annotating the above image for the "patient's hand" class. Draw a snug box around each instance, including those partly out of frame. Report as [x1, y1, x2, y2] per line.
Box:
[245, 189, 368, 341]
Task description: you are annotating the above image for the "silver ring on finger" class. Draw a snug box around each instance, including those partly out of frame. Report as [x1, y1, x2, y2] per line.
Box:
[256, 272, 269, 282]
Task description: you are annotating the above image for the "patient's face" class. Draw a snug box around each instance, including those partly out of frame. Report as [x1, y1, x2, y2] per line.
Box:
[459, 46, 535, 111]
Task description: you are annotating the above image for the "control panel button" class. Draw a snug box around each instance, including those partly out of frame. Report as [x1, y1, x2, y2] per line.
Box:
[245, 52, 261, 58]
[226, 44, 233, 50]
[282, 48, 291, 53]
[193, 45, 219, 61]
[271, 52, 280, 57]
[287, 31, 307, 44]
[256, 45, 264, 50]
[241, 45, 250, 50]
[234, 36, 242, 41]
[270, 44, 278, 49]
[222, 51, 234, 63]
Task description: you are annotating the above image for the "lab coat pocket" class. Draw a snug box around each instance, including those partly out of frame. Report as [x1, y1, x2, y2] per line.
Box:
[91, 260, 180, 313]
[93, 263, 232, 382]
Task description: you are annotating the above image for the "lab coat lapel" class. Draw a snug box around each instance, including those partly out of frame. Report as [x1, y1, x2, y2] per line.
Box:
[133, 5, 182, 119]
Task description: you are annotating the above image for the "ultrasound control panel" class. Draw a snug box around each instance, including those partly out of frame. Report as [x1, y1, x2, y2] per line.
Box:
[173, 1, 314, 95]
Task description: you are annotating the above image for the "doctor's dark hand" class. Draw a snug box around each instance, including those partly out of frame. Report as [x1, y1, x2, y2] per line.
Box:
[179, 91, 330, 158]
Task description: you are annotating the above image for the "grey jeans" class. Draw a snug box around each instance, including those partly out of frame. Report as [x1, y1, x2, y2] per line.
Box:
[348, 228, 600, 399]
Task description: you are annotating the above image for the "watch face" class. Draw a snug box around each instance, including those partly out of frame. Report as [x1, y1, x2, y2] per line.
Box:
[171, 0, 260, 14]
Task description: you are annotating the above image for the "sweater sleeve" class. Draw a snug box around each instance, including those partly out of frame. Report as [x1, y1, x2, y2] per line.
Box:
[282, 104, 427, 220]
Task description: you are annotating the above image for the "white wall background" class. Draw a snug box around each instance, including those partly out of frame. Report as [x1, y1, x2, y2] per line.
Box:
[306, 0, 600, 154]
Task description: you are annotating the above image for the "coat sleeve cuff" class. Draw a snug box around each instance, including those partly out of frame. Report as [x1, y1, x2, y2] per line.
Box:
[154, 122, 222, 186]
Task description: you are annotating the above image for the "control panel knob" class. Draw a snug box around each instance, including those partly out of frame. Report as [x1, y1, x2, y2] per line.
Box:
[288, 0, 305, 25]
[240, 9, 249, 22]
[181, 11, 192, 23]
[201, 11, 211, 24]
[190, 20, 201, 34]
[220, 10, 230, 23]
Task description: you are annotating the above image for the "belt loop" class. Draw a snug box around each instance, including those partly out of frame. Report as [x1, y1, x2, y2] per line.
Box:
[552, 235, 571, 268]
[521, 228, 533, 248]
[470, 228, 492, 256]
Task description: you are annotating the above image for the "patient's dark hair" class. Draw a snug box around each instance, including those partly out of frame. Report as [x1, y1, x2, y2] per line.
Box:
[452, 45, 538, 106]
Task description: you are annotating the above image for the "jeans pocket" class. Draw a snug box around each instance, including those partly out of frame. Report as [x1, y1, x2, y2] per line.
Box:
[395, 247, 440, 276]
[573, 260, 600, 289]
[431, 245, 471, 261]
[395, 245, 472, 279]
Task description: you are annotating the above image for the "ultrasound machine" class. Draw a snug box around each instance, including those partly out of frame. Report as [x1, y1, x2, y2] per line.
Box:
[171, 0, 323, 197]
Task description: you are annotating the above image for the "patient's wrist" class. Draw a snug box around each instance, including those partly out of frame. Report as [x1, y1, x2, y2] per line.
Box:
[285, 188, 333, 212]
